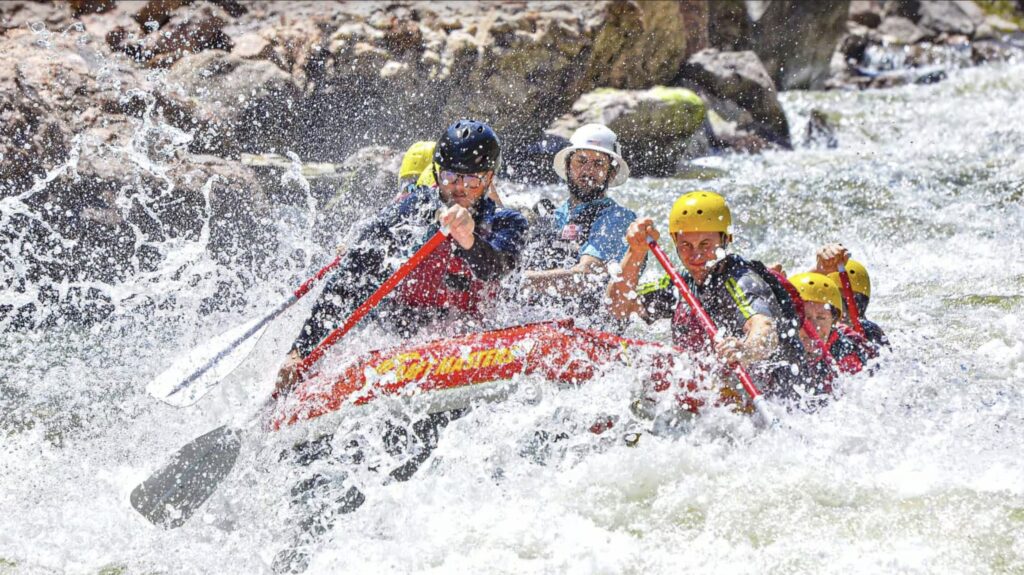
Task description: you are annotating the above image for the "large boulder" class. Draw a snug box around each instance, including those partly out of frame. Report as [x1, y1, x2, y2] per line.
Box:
[163, 50, 301, 157]
[704, 0, 851, 89]
[0, 28, 274, 327]
[917, 0, 985, 36]
[198, 1, 711, 163]
[547, 86, 706, 176]
[876, 15, 931, 44]
[750, 0, 852, 89]
[678, 49, 790, 148]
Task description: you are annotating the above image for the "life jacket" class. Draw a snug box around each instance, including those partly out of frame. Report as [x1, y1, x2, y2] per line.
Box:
[531, 198, 614, 270]
[836, 322, 880, 360]
[393, 237, 497, 313]
[669, 255, 810, 400]
[828, 328, 867, 374]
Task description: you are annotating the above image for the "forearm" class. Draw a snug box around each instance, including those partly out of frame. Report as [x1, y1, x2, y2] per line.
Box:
[740, 315, 778, 364]
[606, 249, 646, 319]
[523, 258, 606, 295]
[456, 233, 518, 280]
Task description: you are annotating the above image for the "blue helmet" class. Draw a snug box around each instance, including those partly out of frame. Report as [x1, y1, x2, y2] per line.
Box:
[434, 119, 501, 173]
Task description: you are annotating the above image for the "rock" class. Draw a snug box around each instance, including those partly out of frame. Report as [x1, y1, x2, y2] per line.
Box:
[547, 86, 706, 176]
[587, 0, 709, 90]
[163, 50, 301, 156]
[849, 0, 884, 28]
[707, 0, 751, 51]
[1, 1, 76, 33]
[108, 2, 233, 67]
[678, 49, 790, 148]
[878, 15, 931, 44]
[750, 0, 851, 89]
[917, 0, 985, 37]
[839, 33, 872, 63]
[983, 13, 1021, 34]
[971, 37, 1024, 63]
[0, 28, 274, 327]
[68, 0, 117, 17]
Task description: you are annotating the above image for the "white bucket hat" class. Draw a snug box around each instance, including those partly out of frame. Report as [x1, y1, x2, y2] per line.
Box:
[552, 124, 630, 187]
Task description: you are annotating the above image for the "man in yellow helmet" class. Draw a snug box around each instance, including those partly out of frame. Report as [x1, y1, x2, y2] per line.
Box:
[607, 191, 809, 399]
[815, 244, 889, 355]
[788, 272, 868, 390]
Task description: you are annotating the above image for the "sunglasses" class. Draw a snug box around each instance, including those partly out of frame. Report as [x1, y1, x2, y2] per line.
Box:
[438, 170, 488, 189]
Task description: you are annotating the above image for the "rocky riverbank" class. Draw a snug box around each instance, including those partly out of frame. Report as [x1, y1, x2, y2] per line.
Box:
[1, 0, 1021, 329]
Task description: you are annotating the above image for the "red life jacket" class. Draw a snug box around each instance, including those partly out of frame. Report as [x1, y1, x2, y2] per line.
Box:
[393, 238, 498, 313]
[835, 323, 875, 361]
[827, 329, 864, 374]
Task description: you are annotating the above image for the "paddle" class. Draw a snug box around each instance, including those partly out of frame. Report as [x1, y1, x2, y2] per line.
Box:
[147, 254, 343, 408]
[131, 229, 450, 529]
[646, 238, 777, 427]
[837, 263, 865, 336]
[800, 316, 836, 372]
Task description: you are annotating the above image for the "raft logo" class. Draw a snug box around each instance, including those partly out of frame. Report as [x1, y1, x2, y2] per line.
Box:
[373, 346, 521, 384]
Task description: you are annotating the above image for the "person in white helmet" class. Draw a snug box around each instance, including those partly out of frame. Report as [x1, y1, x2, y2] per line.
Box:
[520, 124, 636, 321]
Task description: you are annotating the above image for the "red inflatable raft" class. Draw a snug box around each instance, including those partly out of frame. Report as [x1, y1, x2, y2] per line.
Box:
[273, 320, 746, 430]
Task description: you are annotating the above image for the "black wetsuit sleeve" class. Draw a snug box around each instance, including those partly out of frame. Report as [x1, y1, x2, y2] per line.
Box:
[635, 275, 677, 322]
[290, 218, 395, 358]
[454, 210, 529, 281]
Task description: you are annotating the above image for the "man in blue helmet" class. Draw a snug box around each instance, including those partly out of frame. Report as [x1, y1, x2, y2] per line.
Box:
[276, 119, 529, 391]
[270, 120, 529, 574]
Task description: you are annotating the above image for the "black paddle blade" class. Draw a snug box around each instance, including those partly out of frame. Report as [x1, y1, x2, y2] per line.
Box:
[131, 425, 243, 529]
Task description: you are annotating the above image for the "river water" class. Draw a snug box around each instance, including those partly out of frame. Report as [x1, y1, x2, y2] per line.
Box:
[2, 54, 1023, 574]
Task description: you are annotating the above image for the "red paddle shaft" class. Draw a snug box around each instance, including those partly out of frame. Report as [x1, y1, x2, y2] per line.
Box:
[294, 254, 343, 298]
[646, 239, 775, 424]
[297, 230, 449, 374]
[837, 264, 865, 336]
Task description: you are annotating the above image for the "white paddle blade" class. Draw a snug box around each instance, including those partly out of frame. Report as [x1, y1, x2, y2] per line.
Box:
[148, 317, 270, 408]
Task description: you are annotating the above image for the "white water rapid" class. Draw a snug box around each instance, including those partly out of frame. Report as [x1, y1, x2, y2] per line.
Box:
[2, 46, 1023, 575]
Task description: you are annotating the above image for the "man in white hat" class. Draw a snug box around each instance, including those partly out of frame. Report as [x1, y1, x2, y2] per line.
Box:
[521, 124, 636, 319]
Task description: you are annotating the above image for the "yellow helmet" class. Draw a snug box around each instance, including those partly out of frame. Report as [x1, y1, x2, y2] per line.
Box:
[416, 162, 437, 187]
[399, 141, 436, 180]
[789, 272, 843, 316]
[827, 259, 871, 298]
[668, 190, 732, 234]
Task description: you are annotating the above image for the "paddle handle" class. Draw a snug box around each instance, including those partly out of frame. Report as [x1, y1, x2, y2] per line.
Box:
[837, 265, 865, 336]
[294, 254, 343, 298]
[297, 229, 449, 374]
[646, 239, 772, 424]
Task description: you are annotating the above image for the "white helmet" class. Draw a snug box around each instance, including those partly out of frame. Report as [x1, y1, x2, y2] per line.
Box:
[552, 124, 630, 187]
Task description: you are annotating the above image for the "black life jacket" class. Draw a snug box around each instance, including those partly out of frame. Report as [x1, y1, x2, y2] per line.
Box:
[707, 255, 817, 399]
[528, 199, 613, 271]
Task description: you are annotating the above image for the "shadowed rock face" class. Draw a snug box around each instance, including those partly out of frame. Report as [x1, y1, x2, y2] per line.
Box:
[750, 0, 852, 90]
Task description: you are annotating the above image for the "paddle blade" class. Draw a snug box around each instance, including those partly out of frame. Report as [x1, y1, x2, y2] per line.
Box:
[131, 425, 243, 529]
[148, 318, 269, 408]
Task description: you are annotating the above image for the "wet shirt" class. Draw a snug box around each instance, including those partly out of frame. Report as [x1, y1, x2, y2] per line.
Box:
[518, 197, 633, 326]
[291, 186, 528, 357]
[550, 198, 636, 263]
